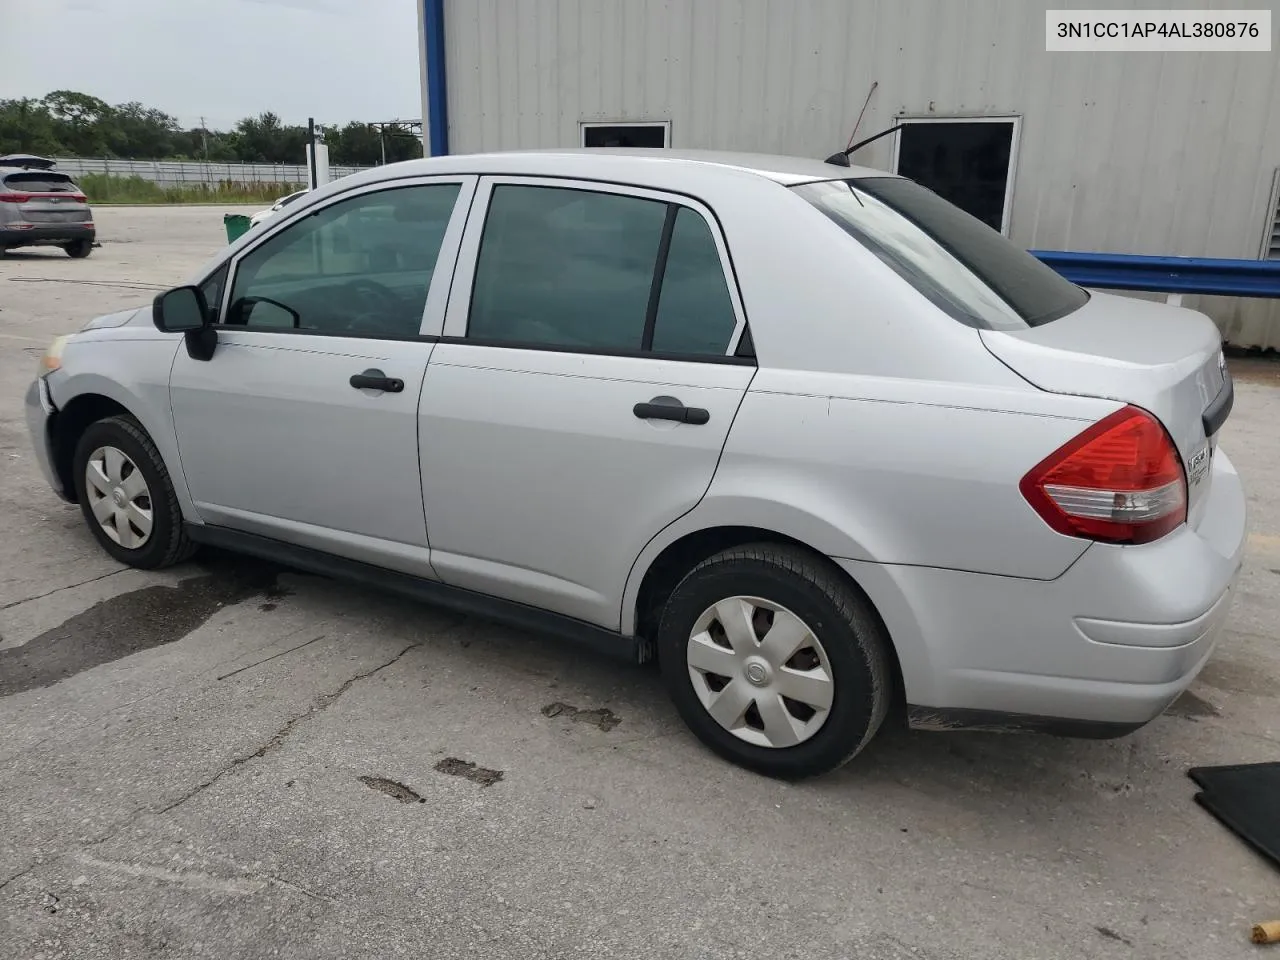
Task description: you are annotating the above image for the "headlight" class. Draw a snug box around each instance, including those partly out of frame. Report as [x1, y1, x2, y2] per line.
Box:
[39, 335, 70, 376]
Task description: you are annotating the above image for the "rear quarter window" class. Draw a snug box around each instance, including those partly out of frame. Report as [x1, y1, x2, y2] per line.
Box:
[793, 177, 1087, 330]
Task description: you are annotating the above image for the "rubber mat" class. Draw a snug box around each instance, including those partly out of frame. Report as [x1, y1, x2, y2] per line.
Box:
[1188, 762, 1280, 870]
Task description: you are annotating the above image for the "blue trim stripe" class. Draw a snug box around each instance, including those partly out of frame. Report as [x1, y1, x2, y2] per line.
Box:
[1032, 250, 1280, 299]
[424, 0, 449, 156]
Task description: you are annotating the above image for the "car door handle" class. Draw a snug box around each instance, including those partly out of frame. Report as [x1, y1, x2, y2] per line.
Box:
[349, 368, 404, 393]
[633, 396, 710, 425]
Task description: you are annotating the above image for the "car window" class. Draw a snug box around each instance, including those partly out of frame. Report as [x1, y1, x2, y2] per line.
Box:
[199, 264, 229, 323]
[793, 177, 1088, 330]
[468, 185, 667, 349]
[225, 183, 461, 338]
[2, 172, 78, 192]
[649, 207, 737, 355]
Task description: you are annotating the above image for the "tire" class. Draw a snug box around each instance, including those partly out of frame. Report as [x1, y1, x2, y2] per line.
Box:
[65, 239, 92, 258]
[73, 415, 196, 569]
[657, 543, 891, 779]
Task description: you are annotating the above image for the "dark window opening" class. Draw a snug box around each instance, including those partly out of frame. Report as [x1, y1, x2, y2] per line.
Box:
[895, 121, 1015, 233]
[2, 172, 78, 192]
[582, 124, 668, 149]
[467, 184, 737, 357]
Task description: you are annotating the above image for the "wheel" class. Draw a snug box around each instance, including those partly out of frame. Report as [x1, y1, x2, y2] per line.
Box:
[657, 543, 892, 779]
[73, 415, 195, 569]
[65, 239, 92, 258]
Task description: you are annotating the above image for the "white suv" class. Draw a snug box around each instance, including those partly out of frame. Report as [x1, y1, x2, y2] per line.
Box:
[25, 150, 1245, 778]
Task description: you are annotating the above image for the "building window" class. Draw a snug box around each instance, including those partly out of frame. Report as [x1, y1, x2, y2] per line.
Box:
[890, 117, 1020, 235]
[1261, 168, 1280, 260]
[581, 122, 670, 149]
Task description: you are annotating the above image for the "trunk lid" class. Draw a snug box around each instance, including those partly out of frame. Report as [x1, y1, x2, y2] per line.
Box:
[2, 172, 91, 223]
[980, 291, 1229, 520]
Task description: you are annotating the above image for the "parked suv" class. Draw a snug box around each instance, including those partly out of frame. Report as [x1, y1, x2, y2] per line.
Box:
[25, 150, 1245, 778]
[0, 155, 95, 257]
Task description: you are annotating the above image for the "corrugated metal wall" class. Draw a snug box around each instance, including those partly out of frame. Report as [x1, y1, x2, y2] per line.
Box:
[442, 0, 1280, 348]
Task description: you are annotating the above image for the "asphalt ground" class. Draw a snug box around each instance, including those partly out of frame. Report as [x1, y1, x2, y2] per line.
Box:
[2, 205, 1279, 959]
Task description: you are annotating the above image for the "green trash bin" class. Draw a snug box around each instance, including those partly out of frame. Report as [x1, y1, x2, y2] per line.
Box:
[223, 214, 251, 244]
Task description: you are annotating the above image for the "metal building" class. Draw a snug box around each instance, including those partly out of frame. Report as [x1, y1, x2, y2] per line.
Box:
[418, 0, 1280, 348]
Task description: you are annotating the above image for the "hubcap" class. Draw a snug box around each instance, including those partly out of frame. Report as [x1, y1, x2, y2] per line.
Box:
[84, 446, 153, 549]
[686, 596, 834, 749]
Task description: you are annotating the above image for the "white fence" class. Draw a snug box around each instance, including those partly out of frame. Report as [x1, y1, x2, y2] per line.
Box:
[51, 157, 369, 186]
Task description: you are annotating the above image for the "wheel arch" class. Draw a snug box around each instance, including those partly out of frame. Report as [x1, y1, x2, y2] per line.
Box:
[48, 369, 197, 524]
[50, 392, 133, 497]
[625, 516, 909, 705]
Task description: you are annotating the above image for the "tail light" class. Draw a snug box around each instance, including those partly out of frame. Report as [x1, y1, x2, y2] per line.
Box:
[1020, 405, 1187, 545]
[0, 192, 85, 202]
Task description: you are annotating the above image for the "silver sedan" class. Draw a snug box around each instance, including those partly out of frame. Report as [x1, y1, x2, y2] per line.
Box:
[26, 149, 1245, 777]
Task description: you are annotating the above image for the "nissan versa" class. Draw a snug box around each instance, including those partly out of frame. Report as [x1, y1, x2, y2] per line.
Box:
[25, 150, 1244, 778]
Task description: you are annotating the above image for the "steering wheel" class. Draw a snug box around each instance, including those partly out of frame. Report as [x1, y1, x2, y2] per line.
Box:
[342, 279, 407, 334]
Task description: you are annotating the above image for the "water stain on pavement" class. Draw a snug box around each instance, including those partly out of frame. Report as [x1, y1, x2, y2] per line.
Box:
[1166, 689, 1221, 720]
[0, 552, 285, 698]
[541, 700, 621, 731]
[359, 776, 426, 804]
[434, 757, 504, 788]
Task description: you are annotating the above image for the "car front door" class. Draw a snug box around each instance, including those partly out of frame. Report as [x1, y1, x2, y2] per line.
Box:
[419, 178, 756, 629]
[170, 176, 474, 576]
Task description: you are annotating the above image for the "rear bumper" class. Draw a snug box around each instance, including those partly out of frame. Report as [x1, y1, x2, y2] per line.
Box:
[24, 377, 67, 499]
[1, 224, 95, 247]
[840, 448, 1247, 731]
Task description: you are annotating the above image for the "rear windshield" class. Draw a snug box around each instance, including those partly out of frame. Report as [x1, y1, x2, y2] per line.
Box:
[2, 172, 79, 192]
[793, 177, 1087, 330]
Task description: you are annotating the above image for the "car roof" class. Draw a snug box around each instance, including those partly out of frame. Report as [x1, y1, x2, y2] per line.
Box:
[357, 148, 891, 187]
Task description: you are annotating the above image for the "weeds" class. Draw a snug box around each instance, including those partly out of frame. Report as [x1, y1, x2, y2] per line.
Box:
[77, 173, 298, 205]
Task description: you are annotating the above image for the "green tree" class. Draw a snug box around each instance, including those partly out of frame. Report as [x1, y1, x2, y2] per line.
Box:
[1, 89, 399, 165]
[0, 98, 68, 155]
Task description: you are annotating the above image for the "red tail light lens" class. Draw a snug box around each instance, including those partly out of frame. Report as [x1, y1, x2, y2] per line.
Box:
[1020, 405, 1187, 545]
[0, 192, 32, 203]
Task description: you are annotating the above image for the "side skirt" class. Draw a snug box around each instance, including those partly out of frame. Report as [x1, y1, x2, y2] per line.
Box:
[184, 523, 647, 663]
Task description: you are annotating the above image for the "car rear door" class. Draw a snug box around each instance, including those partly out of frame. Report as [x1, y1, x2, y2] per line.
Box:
[419, 177, 755, 629]
[169, 176, 474, 577]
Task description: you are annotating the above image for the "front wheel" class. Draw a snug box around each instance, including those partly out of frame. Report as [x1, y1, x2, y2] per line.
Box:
[65, 239, 93, 258]
[73, 415, 195, 569]
[657, 543, 892, 779]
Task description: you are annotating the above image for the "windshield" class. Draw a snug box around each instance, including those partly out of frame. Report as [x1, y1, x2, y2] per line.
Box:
[793, 177, 1088, 330]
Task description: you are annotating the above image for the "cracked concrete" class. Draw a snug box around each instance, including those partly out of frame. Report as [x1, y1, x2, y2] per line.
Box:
[2, 207, 1280, 959]
[155, 635, 446, 817]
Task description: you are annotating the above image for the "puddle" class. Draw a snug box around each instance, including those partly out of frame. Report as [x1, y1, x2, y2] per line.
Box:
[434, 756, 503, 788]
[359, 776, 426, 804]
[0, 551, 285, 698]
[541, 700, 621, 731]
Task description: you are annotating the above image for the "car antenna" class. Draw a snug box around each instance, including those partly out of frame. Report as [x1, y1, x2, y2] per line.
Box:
[824, 123, 906, 167]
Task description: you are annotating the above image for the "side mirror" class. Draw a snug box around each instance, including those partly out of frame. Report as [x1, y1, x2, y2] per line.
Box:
[153, 285, 209, 333]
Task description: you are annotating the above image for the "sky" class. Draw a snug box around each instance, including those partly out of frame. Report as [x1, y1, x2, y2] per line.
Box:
[0, 0, 424, 131]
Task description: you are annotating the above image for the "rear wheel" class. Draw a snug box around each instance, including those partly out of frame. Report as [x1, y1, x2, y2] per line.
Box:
[657, 543, 891, 779]
[65, 239, 92, 258]
[73, 416, 195, 568]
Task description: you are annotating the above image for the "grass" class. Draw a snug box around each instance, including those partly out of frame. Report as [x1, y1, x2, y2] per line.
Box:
[77, 173, 299, 205]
